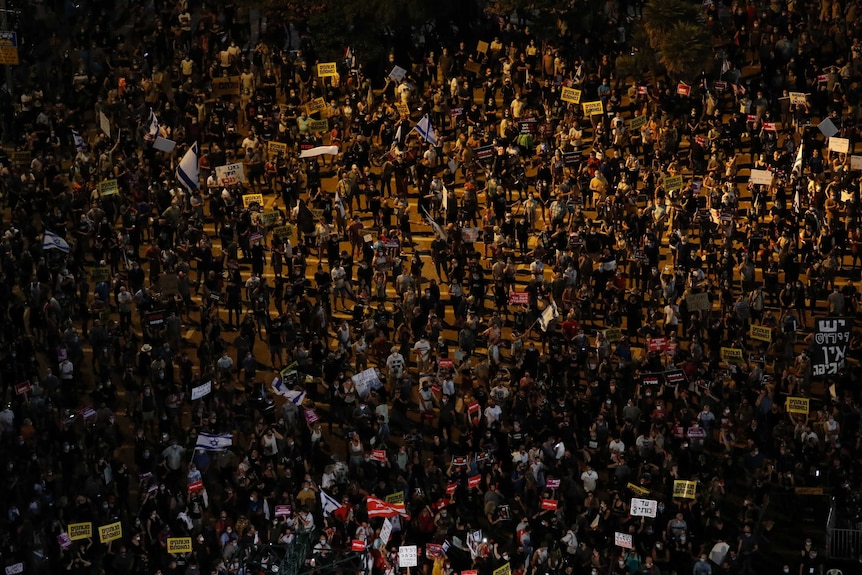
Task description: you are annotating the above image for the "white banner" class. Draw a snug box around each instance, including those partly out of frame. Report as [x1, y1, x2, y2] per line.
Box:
[299, 145, 340, 158]
[630, 498, 658, 518]
[614, 532, 633, 549]
[851, 155, 862, 170]
[829, 137, 850, 154]
[749, 169, 773, 186]
[398, 545, 417, 567]
[191, 381, 212, 401]
[215, 163, 247, 186]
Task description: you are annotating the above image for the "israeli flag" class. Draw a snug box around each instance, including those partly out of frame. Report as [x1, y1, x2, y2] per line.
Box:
[195, 432, 233, 451]
[176, 141, 200, 191]
[71, 130, 86, 152]
[147, 108, 160, 139]
[791, 143, 804, 177]
[413, 114, 437, 145]
[321, 490, 342, 516]
[538, 301, 560, 332]
[334, 189, 346, 219]
[42, 230, 70, 253]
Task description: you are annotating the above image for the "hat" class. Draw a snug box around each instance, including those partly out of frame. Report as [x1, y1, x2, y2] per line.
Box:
[141, 344, 153, 353]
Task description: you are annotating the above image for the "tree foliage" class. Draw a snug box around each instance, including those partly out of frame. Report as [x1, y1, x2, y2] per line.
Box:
[641, 0, 701, 49]
[640, 0, 712, 81]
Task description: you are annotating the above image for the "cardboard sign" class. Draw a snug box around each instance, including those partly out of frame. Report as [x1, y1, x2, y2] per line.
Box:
[750, 325, 772, 342]
[468, 475, 481, 489]
[627, 482, 650, 496]
[259, 211, 281, 227]
[720, 347, 743, 364]
[371, 449, 387, 462]
[509, 292, 529, 305]
[614, 532, 634, 549]
[398, 545, 418, 567]
[672, 480, 697, 499]
[15, 381, 30, 395]
[818, 118, 839, 138]
[0, 31, 20, 66]
[388, 66, 407, 82]
[304, 408, 319, 424]
[789, 92, 807, 105]
[90, 267, 111, 283]
[829, 137, 850, 154]
[212, 76, 241, 97]
[58, 532, 73, 550]
[191, 381, 212, 401]
[582, 101, 604, 116]
[379, 518, 393, 545]
[99, 111, 111, 137]
[677, 82, 691, 96]
[98, 179, 119, 196]
[317, 62, 338, 77]
[686, 292, 710, 312]
[4, 564, 23, 575]
[242, 194, 264, 208]
[308, 119, 328, 133]
[648, 337, 668, 352]
[216, 163, 247, 186]
[713, 81, 727, 91]
[546, 478, 561, 489]
[68, 522, 93, 541]
[851, 155, 862, 170]
[268, 141, 288, 156]
[98, 521, 123, 543]
[664, 175, 683, 192]
[493, 563, 511, 575]
[630, 114, 647, 130]
[630, 498, 658, 518]
[11, 150, 30, 167]
[749, 169, 774, 186]
[153, 136, 176, 152]
[438, 357, 453, 369]
[395, 102, 410, 116]
[275, 505, 292, 517]
[664, 369, 687, 386]
[306, 97, 326, 115]
[272, 225, 294, 240]
[464, 61, 481, 74]
[560, 87, 582, 104]
[604, 328, 621, 343]
[159, 273, 179, 296]
[187, 481, 204, 493]
[385, 491, 405, 505]
[540, 499, 558, 510]
[476, 40, 489, 53]
[352, 540, 367, 551]
[641, 373, 661, 387]
[461, 228, 480, 243]
[787, 396, 810, 414]
[167, 537, 193, 554]
[763, 122, 777, 131]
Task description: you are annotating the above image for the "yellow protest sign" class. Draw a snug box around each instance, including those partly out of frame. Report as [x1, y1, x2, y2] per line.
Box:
[90, 267, 111, 283]
[167, 537, 193, 554]
[630, 115, 648, 131]
[720, 347, 744, 364]
[272, 225, 295, 241]
[672, 480, 697, 499]
[98, 521, 123, 543]
[68, 522, 93, 541]
[0, 32, 19, 66]
[98, 179, 119, 196]
[750, 325, 772, 343]
[395, 103, 410, 116]
[664, 175, 683, 192]
[560, 87, 582, 104]
[786, 397, 810, 415]
[477, 40, 489, 54]
[309, 119, 329, 133]
[385, 491, 405, 505]
[317, 62, 338, 77]
[242, 194, 264, 209]
[626, 482, 650, 496]
[493, 563, 511, 575]
[605, 328, 621, 343]
[306, 97, 326, 115]
[212, 76, 241, 97]
[582, 101, 604, 116]
[789, 92, 807, 105]
[268, 141, 288, 156]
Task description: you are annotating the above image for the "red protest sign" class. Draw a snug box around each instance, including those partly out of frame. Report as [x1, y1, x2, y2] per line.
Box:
[648, 337, 668, 352]
[677, 83, 691, 96]
[351, 540, 366, 551]
[546, 478, 561, 489]
[438, 358, 453, 369]
[304, 409, 319, 424]
[371, 449, 387, 462]
[468, 475, 482, 488]
[446, 482, 458, 495]
[15, 381, 30, 395]
[188, 481, 204, 493]
[541, 499, 558, 511]
[509, 292, 529, 305]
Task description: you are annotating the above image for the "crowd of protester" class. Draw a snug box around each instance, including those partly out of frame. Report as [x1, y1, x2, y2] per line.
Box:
[3, 1, 862, 575]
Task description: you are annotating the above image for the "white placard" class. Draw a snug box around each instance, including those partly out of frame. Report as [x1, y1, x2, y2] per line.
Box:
[614, 532, 633, 549]
[191, 381, 212, 401]
[379, 518, 393, 546]
[829, 137, 850, 154]
[749, 169, 773, 186]
[398, 545, 417, 568]
[99, 111, 111, 137]
[630, 498, 658, 518]
[153, 136, 177, 152]
[215, 163, 247, 186]
[5, 563, 24, 575]
[818, 118, 839, 138]
[351, 368, 380, 398]
[388, 66, 407, 82]
[851, 155, 862, 170]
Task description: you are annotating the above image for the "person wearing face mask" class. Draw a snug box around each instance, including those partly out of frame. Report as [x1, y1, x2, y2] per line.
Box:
[693, 554, 713, 575]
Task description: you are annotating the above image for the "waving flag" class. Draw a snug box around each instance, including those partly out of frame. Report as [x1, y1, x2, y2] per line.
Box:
[321, 490, 342, 516]
[413, 114, 437, 145]
[176, 142, 200, 191]
[422, 207, 447, 240]
[367, 496, 410, 519]
[72, 130, 86, 152]
[334, 189, 346, 219]
[791, 143, 804, 177]
[43, 231, 70, 253]
[442, 185, 449, 212]
[195, 432, 233, 451]
[147, 108, 160, 139]
[538, 301, 560, 332]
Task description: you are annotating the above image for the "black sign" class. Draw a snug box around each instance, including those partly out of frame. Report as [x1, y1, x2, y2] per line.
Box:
[474, 145, 494, 161]
[812, 317, 852, 376]
[665, 369, 687, 386]
[641, 373, 661, 387]
[145, 310, 166, 327]
[518, 117, 537, 134]
[563, 152, 580, 165]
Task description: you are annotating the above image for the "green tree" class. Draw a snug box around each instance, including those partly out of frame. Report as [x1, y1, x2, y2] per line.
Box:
[641, 0, 701, 49]
[655, 21, 713, 80]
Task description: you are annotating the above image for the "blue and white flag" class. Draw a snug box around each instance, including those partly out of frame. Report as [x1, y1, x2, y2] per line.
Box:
[43, 230, 70, 253]
[176, 141, 200, 191]
[195, 432, 233, 451]
[321, 490, 342, 516]
[792, 143, 804, 177]
[147, 108, 160, 139]
[71, 130, 86, 152]
[334, 189, 346, 219]
[538, 301, 560, 332]
[413, 114, 437, 145]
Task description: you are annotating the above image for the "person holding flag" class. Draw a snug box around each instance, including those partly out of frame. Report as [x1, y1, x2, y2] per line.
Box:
[176, 141, 200, 191]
